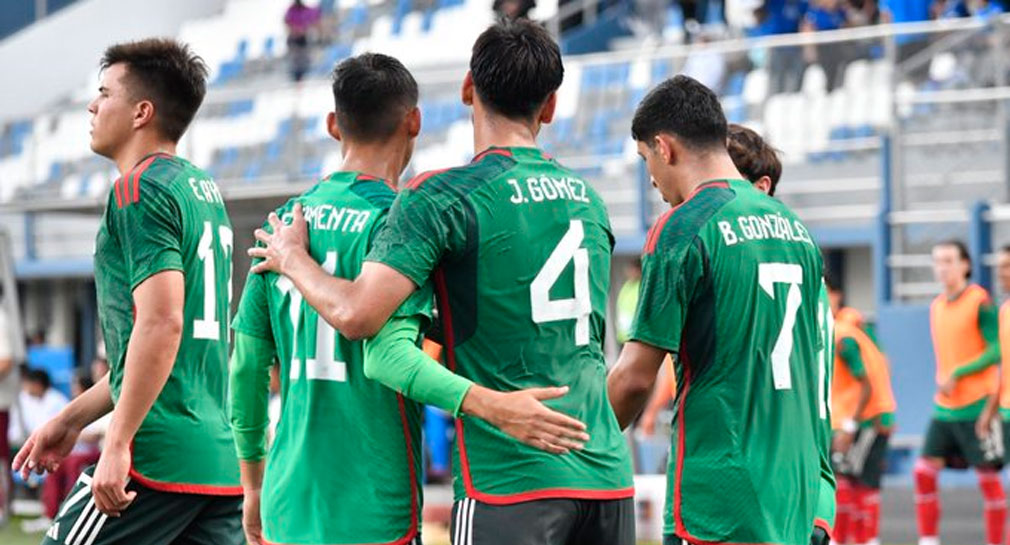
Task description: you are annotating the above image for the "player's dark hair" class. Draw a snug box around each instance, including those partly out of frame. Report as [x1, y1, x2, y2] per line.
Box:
[727, 124, 782, 196]
[632, 75, 727, 151]
[823, 274, 841, 293]
[935, 239, 972, 279]
[74, 370, 95, 392]
[1001, 244, 1010, 255]
[24, 368, 51, 390]
[331, 53, 419, 142]
[100, 38, 208, 143]
[470, 18, 564, 121]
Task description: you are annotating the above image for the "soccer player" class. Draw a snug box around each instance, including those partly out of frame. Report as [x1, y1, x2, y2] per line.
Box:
[915, 240, 1003, 545]
[725, 122, 837, 545]
[826, 279, 896, 545]
[12, 39, 243, 544]
[230, 53, 430, 545]
[249, 19, 635, 545]
[607, 76, 826, 545]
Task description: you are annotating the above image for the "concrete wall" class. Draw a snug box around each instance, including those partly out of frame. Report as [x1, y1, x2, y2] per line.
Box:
[0, 0, 225, 122]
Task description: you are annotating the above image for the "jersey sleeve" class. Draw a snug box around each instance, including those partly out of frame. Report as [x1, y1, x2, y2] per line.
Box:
[837, 337, 866, 378]
[953, 301, 1001, 378]
[232, 269, 274, 340]
[365, 184, 464, 287]
[107, 180, 183, 290]
[229, 331, 277, 461]
[629, 232, 704, 354]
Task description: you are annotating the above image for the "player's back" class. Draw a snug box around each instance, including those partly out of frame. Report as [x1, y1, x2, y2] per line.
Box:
[404, 147, 633, 502]
[94, 153, 239, 493]
[641, 179, 824, 544]
[248, 172, 423, 544]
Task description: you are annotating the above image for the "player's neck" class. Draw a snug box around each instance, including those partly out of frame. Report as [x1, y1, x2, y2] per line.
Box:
[679, 154, 744, 198]
[943, 281, 969, 300]
[113, 135, 176, 177]
[340, 144, 405, 188]
[472, 112, 538, 155]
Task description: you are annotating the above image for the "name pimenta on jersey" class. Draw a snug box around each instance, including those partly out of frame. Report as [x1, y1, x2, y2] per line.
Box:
[717, 212, 815, 247]
[284, 204, 373, 234]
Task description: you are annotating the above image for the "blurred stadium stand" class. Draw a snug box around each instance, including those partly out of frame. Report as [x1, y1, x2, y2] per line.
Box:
[0, 0, 1009, 512]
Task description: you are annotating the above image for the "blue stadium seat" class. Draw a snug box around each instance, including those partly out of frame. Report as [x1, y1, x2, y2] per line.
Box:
[27, 345, 75, 398]
[301, 156, 323, 178]
[263, 36, 276, 58]
[227, 99, 254, 117]
[244, 159, 264, 181]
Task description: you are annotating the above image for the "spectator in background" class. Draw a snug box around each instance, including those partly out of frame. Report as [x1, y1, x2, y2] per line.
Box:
[682, 24, 729, 89]
[8, 369, 68, 447]
[0, 305, 16, 526]
[939, 0, 1005, 18]
[801, 0, 851, 91]
[494, 0, 537, 20]
[615, 259, 642, 345]
[757, 0, 809, 93]
[22, 371, 107, 534]
[285, 0, 322, 82]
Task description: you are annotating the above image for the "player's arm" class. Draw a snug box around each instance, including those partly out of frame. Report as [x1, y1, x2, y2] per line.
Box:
[840, 337, 872, 430]
[249, 203, 413, 340]
[12, 372, 113, 478]
[609, 225, 699, 430]
[945, 303, 1001, 394]
[637, 359, 674, 435]
[608, 341, 668, 430]
[95, 270, 184, 516]
[364, 315, 589, 454]
[230, 331, 275, 545]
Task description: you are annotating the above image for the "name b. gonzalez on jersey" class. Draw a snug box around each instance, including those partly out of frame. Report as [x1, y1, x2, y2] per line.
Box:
[717, 212, 815, 247]
[506, 176, 592, 204]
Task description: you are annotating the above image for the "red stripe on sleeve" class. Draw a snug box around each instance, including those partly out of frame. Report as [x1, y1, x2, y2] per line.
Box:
[113, 178, 124, 208]
[406, 168, 450, 190]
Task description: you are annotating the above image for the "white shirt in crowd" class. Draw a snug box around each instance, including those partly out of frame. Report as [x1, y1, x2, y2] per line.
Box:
[0, 309, 17, 411]
[8, 387, 68, 444]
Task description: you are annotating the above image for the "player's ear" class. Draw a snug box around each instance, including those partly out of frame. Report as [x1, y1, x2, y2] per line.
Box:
[656, 134, 676, 166]
[461, 71, 475, 107]
[406, 106, 421, 138]
[134, 99, 155, 131]
[538, 92, 557, 125]
[754, 176, 773, 195]
[326, 112, 342, 142]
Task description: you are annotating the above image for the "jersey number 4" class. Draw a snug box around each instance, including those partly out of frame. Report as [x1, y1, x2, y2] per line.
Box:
[531, 219, 592, 346]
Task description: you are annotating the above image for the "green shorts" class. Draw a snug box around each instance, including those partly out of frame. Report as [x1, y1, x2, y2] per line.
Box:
[922, 417, 1004, 469]
[833, 428, 890, 489]
[41, 465, 243, 545]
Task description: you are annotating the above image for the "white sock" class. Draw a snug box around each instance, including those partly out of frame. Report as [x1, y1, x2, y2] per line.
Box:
[918, 537, 940, 545]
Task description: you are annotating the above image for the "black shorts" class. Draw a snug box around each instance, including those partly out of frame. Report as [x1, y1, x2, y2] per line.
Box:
[449, 497, 634, 545]
[833, 427, 891, 489]
[41, 466, 243, 545]
[666, 527, 828, 545]
[922, 417, 1004, 469]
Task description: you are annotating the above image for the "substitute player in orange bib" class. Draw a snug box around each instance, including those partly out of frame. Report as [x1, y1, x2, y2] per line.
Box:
[915, 240, 1003, 545]
[826, 278, 895, 545]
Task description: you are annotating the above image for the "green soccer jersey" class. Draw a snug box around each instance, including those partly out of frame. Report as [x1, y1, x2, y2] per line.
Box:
[814, 283, 836, 532]
[631, 179, 825, 544]
[367, 147, 634, 504]
[231, 172, 429, 544]
[94, 153, 240, 494]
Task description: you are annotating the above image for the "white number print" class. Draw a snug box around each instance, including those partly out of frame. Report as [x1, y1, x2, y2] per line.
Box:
[531, 220, 592, 346]
[193, 221, 234, 340]
[758, 263, 804, 390]
[276, 252, 347, 382]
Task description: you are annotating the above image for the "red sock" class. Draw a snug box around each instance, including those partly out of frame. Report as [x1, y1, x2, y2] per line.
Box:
[914, 459, 941, 539]
[835, 477, 854, 544]
[854, 485, 881, 544]
[979, 469, 1006, 545]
